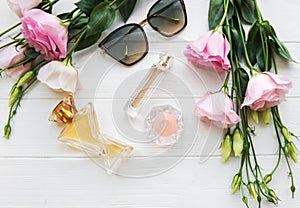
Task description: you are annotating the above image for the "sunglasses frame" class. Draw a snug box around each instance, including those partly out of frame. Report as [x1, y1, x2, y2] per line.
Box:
[99, 23, 149, 66]
[98, 0, 187, 66]
[147, 0, 187, 37]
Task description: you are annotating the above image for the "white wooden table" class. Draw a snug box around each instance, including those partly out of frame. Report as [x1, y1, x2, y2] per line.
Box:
[0, 0, 300, 207]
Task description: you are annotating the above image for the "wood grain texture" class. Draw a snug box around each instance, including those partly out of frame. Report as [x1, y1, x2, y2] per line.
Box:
[0, 0, 299, 207]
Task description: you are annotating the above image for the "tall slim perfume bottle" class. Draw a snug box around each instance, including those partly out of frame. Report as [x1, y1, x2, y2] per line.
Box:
[58, 103, 133, 174]
[124, 53, 173, 118]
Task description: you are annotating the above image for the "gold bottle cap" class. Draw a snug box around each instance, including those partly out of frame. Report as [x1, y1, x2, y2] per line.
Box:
[49, 94, 77, 124]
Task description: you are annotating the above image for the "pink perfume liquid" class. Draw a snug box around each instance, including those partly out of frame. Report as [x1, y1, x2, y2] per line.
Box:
[153, 113, 179, 137]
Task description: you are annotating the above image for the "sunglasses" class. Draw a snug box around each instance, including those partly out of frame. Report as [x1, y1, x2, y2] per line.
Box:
[98, 0, 187, 66]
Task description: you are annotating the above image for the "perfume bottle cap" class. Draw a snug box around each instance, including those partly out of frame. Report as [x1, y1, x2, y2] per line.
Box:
[156, 52, 173, 71]
[49, 94, 77, 124]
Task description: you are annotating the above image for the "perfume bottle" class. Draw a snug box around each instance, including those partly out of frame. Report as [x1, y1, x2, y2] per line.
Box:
[58, 103, 133, 174]
[145, 104, 184, 146]
[124, 53, 173, 118]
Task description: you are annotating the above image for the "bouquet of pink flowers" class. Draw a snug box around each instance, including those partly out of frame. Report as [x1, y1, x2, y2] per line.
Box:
[185, 0, 297, 207]
[0, 0, 137, 138]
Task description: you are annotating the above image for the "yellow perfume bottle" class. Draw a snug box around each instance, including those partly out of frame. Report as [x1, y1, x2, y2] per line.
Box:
[58, 103, 133, 174]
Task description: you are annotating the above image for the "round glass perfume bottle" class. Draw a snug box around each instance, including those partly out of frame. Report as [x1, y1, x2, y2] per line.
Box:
[145, 104, 184, 146]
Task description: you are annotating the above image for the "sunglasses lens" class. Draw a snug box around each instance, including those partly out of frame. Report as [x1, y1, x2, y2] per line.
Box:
[99, 24, 148, 66]
[148, 0, 187, 37]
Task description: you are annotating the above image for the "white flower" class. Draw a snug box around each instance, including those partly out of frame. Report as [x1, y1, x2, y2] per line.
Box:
[37, 61, 78, 93]
[7, 0, 42, 17]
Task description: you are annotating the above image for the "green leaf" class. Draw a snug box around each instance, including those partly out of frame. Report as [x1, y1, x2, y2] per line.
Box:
[227, 1, 234, 22]
[75, 32, 102, 51]
[235, 67, 249, 99]
[208, 0, 224, 30]
[75, 0, 104, 15]
[230, 16, 245, 59]
[208, 0, 234, 30]
[87, 2, 115, 37]
[274, 37, 295, 62]
[260, 20, 277, 38]
[116, 0, 137, 23]
[255, 44, 272, 72]
[24, 48, 40, 59]
[240, 0, 257, 24]
[246, 22, 260, 66]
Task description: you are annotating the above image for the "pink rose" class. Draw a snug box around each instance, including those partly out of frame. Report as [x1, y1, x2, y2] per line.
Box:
[196, 91, 241, 128]
[0, 38, 31, 79]
[184, 30, 231, 72]
[7, 0, 42, 17]
[21, 9, 68, 61]
[242, 72, 292, 111]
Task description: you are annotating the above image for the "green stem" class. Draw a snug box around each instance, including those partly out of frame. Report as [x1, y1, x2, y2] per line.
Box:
[41, 0, 60, 10]
[253, 0, 263, 23]
[65, 27, 87, 63]
[0, 40, 19, 50]
[109, 0, 118, 7]
[114, 0, 128, 10]
[216, 0, 230, 29]
[234, 7, 256, 75]
[271, 107, 296, 197]
[0, 55, 37, 74]
[258, 27, 269, 72]
[12, 32, 22, 39]
[5, 77, 38, 138]
[221, 71, 231, 93]
[272, 50, 279, 74]
[64, 9, 82, 25]
[270, 108, 283, 175]
[0, 22, 21, 37]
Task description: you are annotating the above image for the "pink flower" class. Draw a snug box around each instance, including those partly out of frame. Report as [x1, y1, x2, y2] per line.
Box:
[196, 91, 241, 128]
[37, 61, 78, 93]
[242, 72, 292, 111]
[21, 9, 68, 61]
[7, 0, 42, 17]
[184, 30, 231, 72]
[0, 38, 31, 79]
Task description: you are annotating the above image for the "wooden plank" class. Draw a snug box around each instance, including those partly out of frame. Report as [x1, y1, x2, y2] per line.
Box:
[0, 98, 298, 157]
[0, 157, 298, 208]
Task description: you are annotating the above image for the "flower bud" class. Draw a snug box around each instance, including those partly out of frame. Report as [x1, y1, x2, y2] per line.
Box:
[268, 189, 279, 201]
[231, 173, 242, 194]
[263, 174, 272, 184]
[267, 196, 276, 204]
[288, 142, 298, 163]
[233, 128, 243, 157]
[247, 182, 258, 201]
[8, 87, 21, 107]
[261, 108, 271, 125]
[4, 124, 11, 139]
[242, 196, 248, 206]
[284, 143, 290, 154]
[291, 185, 296, 195]
[222, 134, 232, 162]
[251, 110, 259, 124]
[281, 127, 291, 142]
[16, 71, 35, 88]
